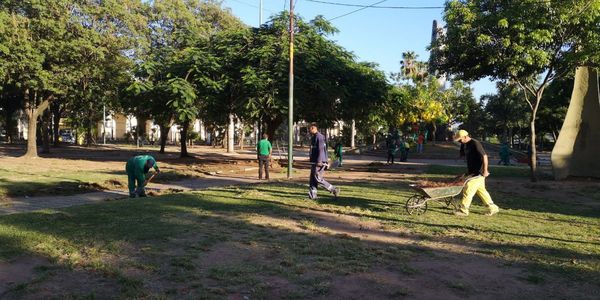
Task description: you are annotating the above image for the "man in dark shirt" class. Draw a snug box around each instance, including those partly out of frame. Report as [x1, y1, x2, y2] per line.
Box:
[308, 123, 340, 200]
[454, 130, 500, 216]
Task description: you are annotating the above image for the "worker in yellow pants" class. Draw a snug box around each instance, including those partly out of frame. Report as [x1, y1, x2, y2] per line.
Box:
[454, 129, 500, 216]
[457, 176, 499, 216]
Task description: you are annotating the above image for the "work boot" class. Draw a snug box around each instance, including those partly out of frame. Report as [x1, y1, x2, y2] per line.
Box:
[129, 194, 136, 198]
[485, 204, 500, 216]
[138, 193, 147, 198]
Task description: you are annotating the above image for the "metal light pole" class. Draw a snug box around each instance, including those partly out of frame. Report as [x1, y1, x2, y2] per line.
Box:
[259, 0, 263, 25]
[287, 0, 294, 179]
[103, 105, 106, 145]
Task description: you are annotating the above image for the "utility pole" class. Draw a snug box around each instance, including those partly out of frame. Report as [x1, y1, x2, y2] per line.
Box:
[259, 0, 263, 25]
[287, 0, 294, 179]
[103, 105, 106, 145]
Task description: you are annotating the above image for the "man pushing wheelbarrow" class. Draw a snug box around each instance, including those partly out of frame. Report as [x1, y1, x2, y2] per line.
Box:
[406, 130, 500, 216]
[454, 130, 500, 217]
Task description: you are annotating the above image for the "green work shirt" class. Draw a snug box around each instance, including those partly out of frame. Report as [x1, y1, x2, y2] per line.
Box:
[126, 155, 159, 182]
[257, 139, 272, 156]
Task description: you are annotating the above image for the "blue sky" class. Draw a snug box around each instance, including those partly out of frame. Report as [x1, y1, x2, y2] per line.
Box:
[221, 0, 496, 99]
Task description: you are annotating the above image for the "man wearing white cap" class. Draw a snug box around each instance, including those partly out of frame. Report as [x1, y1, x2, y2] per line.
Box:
[454, 129, 500, 216]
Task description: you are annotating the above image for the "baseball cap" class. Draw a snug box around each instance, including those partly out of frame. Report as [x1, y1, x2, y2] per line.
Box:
[454, 129, 469, 141]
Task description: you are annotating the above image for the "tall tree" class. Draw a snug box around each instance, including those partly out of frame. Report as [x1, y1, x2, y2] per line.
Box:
[481, 82, 530, 145]
[436, 0, 600, 181]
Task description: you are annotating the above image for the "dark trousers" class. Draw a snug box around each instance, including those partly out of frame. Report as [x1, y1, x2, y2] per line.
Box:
[258, 155, 270, 179]
[400, 149, 409, 162]
[309, 164, 334, 199]
[387, 153, 395, 164]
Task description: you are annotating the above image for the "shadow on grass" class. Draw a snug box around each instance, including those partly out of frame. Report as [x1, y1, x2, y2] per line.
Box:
[0, 182, 598, 298]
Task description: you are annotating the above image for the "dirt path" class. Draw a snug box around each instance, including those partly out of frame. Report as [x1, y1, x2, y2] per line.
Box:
[0, 175, 262, 215]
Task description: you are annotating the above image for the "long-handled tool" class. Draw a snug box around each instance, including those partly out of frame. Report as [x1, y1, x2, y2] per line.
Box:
[144, 171, 159, 187]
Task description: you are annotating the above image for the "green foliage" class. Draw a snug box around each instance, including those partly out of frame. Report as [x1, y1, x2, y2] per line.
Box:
[436, 0, 600, 179]
[438, 0, 600, 83]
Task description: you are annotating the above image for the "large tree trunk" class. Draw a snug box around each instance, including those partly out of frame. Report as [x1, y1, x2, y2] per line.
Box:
[23, 91, 51, 158]
[227, 113, 235, 153]
[180, 120, 190, 158]
[159, 123, 169, 154]
[351, 119, 356, 148]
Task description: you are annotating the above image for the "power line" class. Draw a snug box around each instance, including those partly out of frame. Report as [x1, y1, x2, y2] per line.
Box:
[329, 0, 388, 21]
[307, 0, 443, 10]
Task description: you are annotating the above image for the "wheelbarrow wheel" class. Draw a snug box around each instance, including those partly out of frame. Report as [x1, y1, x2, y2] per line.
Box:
[406, 195, 428, 215]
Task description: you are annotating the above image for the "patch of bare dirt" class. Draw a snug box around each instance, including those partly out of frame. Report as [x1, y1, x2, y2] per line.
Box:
[15, 267, 121, 300]
[0, 256, 49, 296]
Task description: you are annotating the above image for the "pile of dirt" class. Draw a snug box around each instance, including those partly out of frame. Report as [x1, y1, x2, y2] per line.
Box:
[416, 175, 466, 188]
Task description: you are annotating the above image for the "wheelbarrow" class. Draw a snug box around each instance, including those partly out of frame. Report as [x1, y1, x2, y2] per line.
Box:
[405, 175, 481, 215]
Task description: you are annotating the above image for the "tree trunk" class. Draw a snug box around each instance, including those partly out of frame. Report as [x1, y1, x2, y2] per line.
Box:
[180, 120, 190, 157]
[372, 133, 376, 146]
[159, 123, 169, 154]
[227, 113, 235, 153]
[264, 117, 283, 145]
[351, 119, 356, 148]
[25, 107, 38, 157]
[431, 122, 437, 144]
[41, 110, 51, 153]
[51, 101, 61, 146]
[238, 121, 244, 150]
[23, 92, 51, 158]
[254, 122, 259, 145]
[3, 102, 17, 144]
[529, 119, 537, 182]
[86, 121, 93, 147]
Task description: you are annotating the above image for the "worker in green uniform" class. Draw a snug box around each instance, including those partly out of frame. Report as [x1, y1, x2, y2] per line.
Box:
[256, 133, 272, 180]
[125, 155, 160, 198]
[499, 142, 511, 165]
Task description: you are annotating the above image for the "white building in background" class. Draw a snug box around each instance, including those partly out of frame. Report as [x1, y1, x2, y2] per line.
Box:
[96, 113, 214, 145]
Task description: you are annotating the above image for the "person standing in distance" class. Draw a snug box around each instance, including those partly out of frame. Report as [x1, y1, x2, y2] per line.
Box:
[257, 133, 272, 180]
[308, 123, 340, 200]
[454, 130, 500, 216]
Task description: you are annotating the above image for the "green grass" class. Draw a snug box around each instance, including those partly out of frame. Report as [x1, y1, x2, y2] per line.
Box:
[0, 178, 599, 298]
[0, 165, 187, 199]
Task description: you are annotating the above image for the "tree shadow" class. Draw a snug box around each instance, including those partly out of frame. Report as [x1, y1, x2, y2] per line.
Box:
[0, 189, 598, 298]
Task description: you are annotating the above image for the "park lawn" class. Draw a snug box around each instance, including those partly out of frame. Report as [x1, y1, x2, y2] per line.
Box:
[0, 159, 190, 200]
[0, 179, 599, 298]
